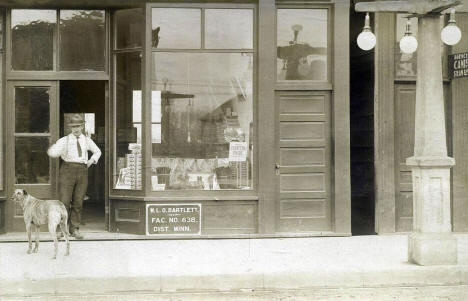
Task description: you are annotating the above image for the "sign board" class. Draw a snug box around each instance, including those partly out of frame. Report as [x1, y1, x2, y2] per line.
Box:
[229, 142, 248, 162]
[449, 52, 468, 78]
[146, 204, 201, 235]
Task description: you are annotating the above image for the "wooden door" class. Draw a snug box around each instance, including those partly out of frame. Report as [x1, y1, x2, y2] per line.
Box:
[6, 81, 59, 231]
[275, 91, 332, 232]
[394, 83, 451, 232]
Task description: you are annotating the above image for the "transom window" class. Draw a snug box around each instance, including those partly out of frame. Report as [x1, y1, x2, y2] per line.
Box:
[11, 9, 106, 71]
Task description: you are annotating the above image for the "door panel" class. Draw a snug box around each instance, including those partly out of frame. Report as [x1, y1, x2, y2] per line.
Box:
[6, 81, 58, 231]
[275, 91, 332, 232]
[394, 83, 451, 232]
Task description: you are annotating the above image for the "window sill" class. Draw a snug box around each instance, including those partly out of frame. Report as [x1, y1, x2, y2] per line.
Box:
[109, 195, 259, 202]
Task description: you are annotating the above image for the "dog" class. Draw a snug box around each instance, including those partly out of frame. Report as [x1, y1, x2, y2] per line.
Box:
[10, 189, 70, 259]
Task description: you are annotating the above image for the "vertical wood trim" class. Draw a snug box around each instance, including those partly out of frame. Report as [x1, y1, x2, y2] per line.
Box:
[5, 81, 12, 230]
[143, 4, 152, 196]
[333, 0, 351, 234]
[451, 13, 468, 232]
[258, 0, 276, 233]
[105, 10, 111, 231]
[374, 13, 396, 233]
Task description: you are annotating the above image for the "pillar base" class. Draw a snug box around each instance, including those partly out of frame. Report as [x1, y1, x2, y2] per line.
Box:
[408, 233, 457, 265]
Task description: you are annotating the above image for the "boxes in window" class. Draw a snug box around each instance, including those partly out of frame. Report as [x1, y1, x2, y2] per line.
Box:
[156, 167, 171, 187]
[126, 153, 142, 189]
[215, 166, 234, 189]
[229, 161, 249, 188]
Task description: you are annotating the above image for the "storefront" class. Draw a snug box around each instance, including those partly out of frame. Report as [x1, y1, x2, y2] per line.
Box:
[372, 9, 468, 234]
[0, 0, 351, 238]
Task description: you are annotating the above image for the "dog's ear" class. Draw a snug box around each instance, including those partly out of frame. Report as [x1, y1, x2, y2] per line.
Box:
[22, 189, 28, 196]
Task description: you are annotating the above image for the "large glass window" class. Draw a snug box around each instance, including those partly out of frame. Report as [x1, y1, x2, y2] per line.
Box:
[11, 10, 56, 71]
[59, 10, 105, 71]
[11, 9, 107, 71]
[114, 52, 142, 190]
[277, 9, 328, 81]
[14, 87, 51, 184]
[113, 2, 144, 191]
[394, 14, 448, 78]
[151, 8, 254, 191]
[152, 8, 201, 49]
[205, 9, 253, 49]
[115, 9, 143, 49]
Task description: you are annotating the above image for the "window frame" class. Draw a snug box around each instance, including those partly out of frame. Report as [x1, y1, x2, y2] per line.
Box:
[6, 8, 109, 80]
[111, 6, 145, 197]
[142, 2, 258, 200]
[0, 9, 4, 192]
[275, 4, 333, 91]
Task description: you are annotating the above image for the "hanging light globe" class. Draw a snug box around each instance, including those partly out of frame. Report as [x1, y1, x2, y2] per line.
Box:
[400, 35, 418, 54]
[357, 12, 376, 51]
[441, 9, 462, 45]
[400, 19, 418, 54]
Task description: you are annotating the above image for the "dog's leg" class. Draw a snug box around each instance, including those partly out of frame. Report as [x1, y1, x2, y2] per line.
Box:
[48, 222, 58, 260]
[60, 221, 70, 256]
[33, 225, 40, 253]
[26, 222, 33, 254]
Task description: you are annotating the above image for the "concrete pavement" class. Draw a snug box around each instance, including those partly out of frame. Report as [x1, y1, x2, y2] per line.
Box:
[1, 234, 468, 298]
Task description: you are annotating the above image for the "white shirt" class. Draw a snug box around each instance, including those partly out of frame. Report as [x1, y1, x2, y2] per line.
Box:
[47, 133, 101, 164]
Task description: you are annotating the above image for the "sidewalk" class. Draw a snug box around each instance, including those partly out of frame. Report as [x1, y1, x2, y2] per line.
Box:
[1, 234, 468, 297]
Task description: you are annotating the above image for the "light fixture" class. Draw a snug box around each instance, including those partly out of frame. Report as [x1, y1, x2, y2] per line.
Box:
[441, 9, 462, 45]
[357, 12, 376, 51]
[400, 19, 418, 54]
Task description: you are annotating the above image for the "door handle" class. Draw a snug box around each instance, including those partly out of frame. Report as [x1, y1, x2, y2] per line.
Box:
[275, 163, 281, 175]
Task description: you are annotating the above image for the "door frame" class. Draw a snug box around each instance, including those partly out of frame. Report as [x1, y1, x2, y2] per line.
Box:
[5, 80, 59, 231]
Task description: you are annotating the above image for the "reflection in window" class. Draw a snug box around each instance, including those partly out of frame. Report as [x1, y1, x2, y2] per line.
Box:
[15, 137, 50, 184]
[115, 9, 144, 49]
[152, 8, 201, 49]
[395, 15, 448, 78]
[277, 9, 327, 81]
[114, 52, 142, 190]
[395, 15, 418, 77]
[60, 10, 105, 71]
[205, 9, 253, 49]
[15, 87, 50, 133]
[151, 53, 253, 191]
[11, 9, 56, 70]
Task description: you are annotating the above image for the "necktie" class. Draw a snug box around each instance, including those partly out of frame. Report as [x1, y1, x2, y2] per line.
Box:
[77, 139, 82, 157]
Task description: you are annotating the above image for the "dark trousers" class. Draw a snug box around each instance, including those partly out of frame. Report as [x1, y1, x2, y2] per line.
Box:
[59, 162, 88, 232]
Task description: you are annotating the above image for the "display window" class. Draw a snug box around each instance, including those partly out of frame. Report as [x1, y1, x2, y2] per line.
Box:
[276, 9, 328, 81]
[113, 8, 144, 191]
[150, 7, 254, 191]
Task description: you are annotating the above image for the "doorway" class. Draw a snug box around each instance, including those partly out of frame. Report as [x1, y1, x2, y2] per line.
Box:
[350, 9, 375, 235]
[60, 81, 106, 232]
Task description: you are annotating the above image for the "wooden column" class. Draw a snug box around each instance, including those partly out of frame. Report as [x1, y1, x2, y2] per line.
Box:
[406, 15, 457, 265]
[333, 0, 351, 234]
[374, 12, 396, 233]
[257, 0, 276, 233]
[451, 13, 468, 232]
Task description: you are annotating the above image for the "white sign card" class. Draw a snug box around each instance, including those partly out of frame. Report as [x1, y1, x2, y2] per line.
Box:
[229, 142, 248, 162]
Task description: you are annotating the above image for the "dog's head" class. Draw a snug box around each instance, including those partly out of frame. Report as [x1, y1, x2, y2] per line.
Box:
[10, 189, 28, 209]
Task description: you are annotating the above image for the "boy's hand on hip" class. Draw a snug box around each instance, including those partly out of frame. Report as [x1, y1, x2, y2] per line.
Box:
[86, 159, 94, 168]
